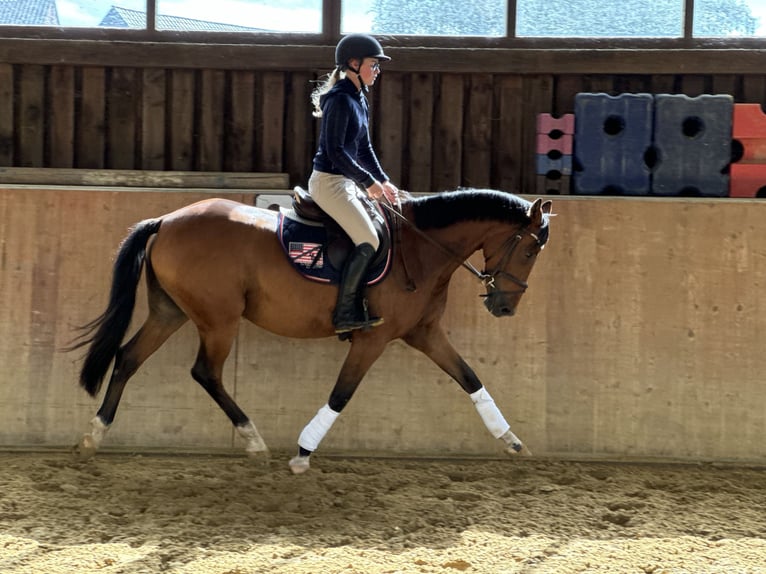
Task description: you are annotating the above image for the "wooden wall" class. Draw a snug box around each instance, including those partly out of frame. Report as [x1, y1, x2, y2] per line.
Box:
[1, 39, 766, 195]
[1, 187, 765, 464]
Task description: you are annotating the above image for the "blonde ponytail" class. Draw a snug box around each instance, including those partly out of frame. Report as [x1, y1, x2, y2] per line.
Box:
[311, 67, 342, 118]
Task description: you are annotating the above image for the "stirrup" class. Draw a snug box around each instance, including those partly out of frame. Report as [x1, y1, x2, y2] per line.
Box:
[333, 297, 384, 334]
[334, 316, 384, 334]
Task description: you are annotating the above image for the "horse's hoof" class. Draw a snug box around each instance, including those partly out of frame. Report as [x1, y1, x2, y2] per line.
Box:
[288, 455, 311, 474]
[505, 442, 533, 457]
[72, 437, 97, 461]
[246, 448, 271, 464]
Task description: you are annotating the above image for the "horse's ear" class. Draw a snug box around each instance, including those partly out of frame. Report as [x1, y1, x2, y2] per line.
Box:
[527, 198, 544, 224]
[528, 198, 554, 225]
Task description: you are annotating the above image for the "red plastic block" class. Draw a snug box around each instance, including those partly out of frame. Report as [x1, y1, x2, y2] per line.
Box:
[733, 104, 766, 163]
[536, 113, 575, 135]
[733, 103, 766, 139]
[729, 163, 766, 198]
[536, 132, 573, 154]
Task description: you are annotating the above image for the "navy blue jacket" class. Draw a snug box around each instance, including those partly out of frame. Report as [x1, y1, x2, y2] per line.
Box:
[312, 78, 388, 189]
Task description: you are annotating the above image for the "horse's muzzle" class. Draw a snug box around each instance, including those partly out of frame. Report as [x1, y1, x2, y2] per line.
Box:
[483, 293, 517, 317]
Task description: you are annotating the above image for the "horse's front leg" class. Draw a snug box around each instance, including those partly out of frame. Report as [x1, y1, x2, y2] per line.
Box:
[403, 322, 532, 456]
[289, 337, 387, 474]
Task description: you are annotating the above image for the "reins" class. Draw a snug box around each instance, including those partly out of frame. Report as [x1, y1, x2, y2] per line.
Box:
[379, 199, 513, 292]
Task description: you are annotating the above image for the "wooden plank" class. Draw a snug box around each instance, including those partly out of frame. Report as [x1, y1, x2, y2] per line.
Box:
[680, 75, 708, 96]
[141, 68, 167, 170]
[492, 75, 523, 192]
[199, 69, 225, 171]
[77, 67, 105, 168]
[614, 74, 650, 93]
[285, 71, 315, 188]
[18, 64, 45, 167]
[0, 64, 14, 165]
[586, 75, 615, 93]
[554, 75, 584, 115]
[374, 72, 404, 186]
[0, 167, 289, 189]
[432, 73, 464, 193]
[407, 72, 434, 193]
[650, 74, 678, 94]
[521, 74, 554, 195]
[462, 74, 492, 189]
[712, 74, 739, 99]
[257, 71, 285, 173]
[741, 75, 766, 104]
[49, 66, 75, 168]
[107, 67, 137, 169]
[168, 69, 194, 170]
[227, 70, 255, 172]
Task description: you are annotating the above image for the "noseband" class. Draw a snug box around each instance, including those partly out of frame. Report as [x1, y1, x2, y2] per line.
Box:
[479, 228, 540, 301]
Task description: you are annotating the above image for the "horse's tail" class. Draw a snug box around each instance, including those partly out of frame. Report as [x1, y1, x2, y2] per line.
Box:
[68, 218, 163, 397]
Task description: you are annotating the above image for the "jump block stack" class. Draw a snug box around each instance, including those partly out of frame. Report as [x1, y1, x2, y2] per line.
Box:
[572, 93, 654, 195]
[730, 104, 766, 198]
[570, 92, 733, 197]
[535, 113, 574, 194]
[652, 94, 732, 197]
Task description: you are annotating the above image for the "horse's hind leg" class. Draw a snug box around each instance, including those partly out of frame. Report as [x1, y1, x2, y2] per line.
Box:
[75, 268, 188, 459]
[191, 323, 269, 460]
[76, 309, 188, 459]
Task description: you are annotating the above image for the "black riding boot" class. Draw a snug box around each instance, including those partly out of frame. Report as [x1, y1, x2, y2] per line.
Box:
[333, 243, 384, 334]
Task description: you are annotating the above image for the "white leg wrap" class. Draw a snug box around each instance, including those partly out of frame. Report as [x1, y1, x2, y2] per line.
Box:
[470, 387, 511, 439]
[236, 421, 269, 455]
[298, 404, 340, 452]
[83, 416, 109, 449]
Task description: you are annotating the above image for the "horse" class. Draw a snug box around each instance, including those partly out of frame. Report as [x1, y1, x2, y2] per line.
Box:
[70, 188, 552, 473]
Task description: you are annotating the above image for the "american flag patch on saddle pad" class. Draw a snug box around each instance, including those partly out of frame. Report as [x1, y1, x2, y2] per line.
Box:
[277, 211, 391, 285]
[289, 242, 323, 267]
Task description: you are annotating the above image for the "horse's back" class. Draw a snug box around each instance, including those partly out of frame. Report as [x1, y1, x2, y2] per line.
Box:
[148, 199, 278, 307]
[146, 198, 338, 336]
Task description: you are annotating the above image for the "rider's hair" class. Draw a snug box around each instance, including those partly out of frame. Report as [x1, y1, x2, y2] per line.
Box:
[311, 67, 343, 118]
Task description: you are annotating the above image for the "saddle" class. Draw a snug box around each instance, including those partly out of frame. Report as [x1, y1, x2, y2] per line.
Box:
[277, 186, 392, 284]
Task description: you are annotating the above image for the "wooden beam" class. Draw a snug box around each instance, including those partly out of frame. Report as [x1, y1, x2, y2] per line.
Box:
[0, 167, 290, 189]
[2, 39, 766, 74]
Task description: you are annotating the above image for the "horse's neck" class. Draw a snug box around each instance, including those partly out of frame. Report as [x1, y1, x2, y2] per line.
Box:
[413, 221, 490, 282]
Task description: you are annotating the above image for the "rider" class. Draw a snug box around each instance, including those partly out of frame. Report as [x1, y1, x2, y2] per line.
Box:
[309, 33, 399, 335]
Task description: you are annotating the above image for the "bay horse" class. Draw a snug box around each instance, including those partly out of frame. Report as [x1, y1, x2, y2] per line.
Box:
[71, 189, 552, 473]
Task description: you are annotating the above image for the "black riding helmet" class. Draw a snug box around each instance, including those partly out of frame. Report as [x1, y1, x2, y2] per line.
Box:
[335, 34, 391, 71]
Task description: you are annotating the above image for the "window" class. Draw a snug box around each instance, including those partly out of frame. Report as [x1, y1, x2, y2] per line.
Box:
[693, 0, 761, 36]
[342, 0, 507, 36]
[516, 0, 684, 38]
[156, 0, 321, 32]
[18, 0, 321, 32]
[0, 0, 764, 39]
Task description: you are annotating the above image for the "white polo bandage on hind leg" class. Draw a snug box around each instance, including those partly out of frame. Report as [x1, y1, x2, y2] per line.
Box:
[470, 387, 511, 439]
[298, 404, 340, 452]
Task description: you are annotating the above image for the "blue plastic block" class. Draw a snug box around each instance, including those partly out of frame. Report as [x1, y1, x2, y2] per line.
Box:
[652, 94, 733, 197]
[573, 93, 654, 195]
[535, 153, 572, 175]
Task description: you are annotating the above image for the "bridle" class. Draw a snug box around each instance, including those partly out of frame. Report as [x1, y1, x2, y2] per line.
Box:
[480, 229, 538, 299]
[380, 201, 544, 298]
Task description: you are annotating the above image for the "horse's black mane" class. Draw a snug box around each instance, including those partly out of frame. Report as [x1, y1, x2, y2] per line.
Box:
[408, 189, 533, 230]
